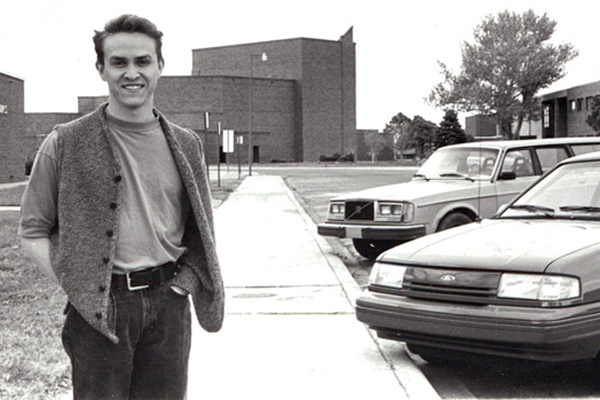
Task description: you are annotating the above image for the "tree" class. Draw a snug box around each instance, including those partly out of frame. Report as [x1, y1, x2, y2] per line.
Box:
[428, 10, 578, 139]
[383, 112, 412, 159]
[586, 96, 600, 134]
[434, 110, 468, 150]
[364, 131, 387, 162]
[407, 116, 437, 159]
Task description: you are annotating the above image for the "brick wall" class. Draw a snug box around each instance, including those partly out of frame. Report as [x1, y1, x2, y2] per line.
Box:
[156, 75, 298, 164]
[566, 82, 600, 136]
[191, 31, 356, 162]
[0, 73, 26, 182]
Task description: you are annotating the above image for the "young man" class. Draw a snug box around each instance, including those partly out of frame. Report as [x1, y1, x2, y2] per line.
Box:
[19, 14, 224, 399]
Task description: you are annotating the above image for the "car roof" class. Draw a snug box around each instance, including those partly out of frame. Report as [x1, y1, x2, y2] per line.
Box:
[560, 150, 600, 164]
[444, 137, 600, 151]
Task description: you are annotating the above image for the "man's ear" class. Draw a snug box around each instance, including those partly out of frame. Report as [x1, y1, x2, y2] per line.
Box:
[158, 60, 165, 75]
[96, 62, 107, 81]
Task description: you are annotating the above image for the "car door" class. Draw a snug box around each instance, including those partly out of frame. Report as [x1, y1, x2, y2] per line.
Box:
[494, 148, 540, 207]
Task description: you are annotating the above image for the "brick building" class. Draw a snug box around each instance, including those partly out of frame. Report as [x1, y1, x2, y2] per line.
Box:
[0, 72, 26, 182]
[189, 27, 356, 163]
[0, 28, 356, 182]
[541, 81, 600, 138]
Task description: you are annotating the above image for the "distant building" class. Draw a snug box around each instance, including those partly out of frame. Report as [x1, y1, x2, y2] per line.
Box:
[0, 72, 26, 182]
[466, 81, 600, 141]
[0, 29, 356, 183]
[541, 81, 600, 138]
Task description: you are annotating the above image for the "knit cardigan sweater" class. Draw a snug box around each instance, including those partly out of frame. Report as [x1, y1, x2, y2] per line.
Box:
[50, 104, 224, 343]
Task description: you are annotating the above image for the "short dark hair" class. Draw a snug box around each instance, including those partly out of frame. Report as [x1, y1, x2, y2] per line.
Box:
[93, 14, 164, 67]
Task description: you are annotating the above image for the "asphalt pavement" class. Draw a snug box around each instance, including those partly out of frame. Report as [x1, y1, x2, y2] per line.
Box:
[187, 173, 440, 399]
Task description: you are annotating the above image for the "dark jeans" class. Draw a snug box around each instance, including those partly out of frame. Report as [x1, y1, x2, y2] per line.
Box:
[62, 284, 191, 400]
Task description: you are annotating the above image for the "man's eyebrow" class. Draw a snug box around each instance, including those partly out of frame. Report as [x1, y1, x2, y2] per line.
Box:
[108, 55, 153, 62]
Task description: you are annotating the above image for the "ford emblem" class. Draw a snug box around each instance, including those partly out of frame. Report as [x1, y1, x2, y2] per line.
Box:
[440, 274, 456, 282]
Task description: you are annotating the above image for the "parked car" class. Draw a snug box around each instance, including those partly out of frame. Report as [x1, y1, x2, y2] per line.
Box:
[318, 137, 600, 259]
[356, 151, 600, 364]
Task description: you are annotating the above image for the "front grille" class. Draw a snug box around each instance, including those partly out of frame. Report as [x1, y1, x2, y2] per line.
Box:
[389, 267, 502, 304]
[345, 201, 374, 221]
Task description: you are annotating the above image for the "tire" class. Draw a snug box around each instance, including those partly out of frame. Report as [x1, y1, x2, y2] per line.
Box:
[437, 212, 473, 232]
[352, 239, 398, 260]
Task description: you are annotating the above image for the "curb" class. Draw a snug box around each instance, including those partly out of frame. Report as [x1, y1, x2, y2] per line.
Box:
[279, 176, 441, 399]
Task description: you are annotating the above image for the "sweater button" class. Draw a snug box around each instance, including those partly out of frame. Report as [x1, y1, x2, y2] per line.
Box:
[99, 285, 106, 293]
[106, 230, 114, 238]
[109, 202, 117, 210]
[114, 175, 122, 183]
[103, 257, 110, 264]
[95, 312, 103, 320]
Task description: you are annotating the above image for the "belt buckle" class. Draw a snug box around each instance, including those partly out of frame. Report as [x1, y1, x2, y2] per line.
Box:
[126, 271, 150, 291]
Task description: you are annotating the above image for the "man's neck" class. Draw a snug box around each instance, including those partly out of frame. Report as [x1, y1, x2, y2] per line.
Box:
[105, 102, 156, 124]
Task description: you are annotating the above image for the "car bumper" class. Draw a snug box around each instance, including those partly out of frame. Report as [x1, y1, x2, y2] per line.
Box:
[317, 222, 427, 241]
[356, 291, 600, 362]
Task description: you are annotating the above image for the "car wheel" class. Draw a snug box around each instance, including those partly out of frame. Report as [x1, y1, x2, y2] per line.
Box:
[437, 212, 473, 232]
[352, 239, 398, 260]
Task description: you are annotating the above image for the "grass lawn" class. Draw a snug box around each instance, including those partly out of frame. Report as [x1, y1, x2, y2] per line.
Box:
[0, 175, 242, 399]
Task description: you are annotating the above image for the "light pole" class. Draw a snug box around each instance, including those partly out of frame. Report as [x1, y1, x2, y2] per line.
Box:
[248, 52, 267, 176]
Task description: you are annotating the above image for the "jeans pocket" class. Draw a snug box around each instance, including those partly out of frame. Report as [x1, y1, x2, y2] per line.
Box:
[166, 284, 189, 299]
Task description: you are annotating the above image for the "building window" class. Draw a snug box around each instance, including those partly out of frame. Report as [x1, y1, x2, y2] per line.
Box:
[570, 100, 577, 112]
[543, 105, 550, 128]
[586, 96, 593, 110]
[577, 98, 583, 111]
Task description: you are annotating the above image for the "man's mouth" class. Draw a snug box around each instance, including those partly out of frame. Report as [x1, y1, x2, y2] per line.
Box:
[122, 84, 144, 90]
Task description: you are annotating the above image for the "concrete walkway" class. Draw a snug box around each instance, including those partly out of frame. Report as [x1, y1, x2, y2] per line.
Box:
[187, 175, 440, 399]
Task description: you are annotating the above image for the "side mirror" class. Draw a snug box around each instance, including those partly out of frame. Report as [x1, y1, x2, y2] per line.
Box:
[499, 171, 516, 180]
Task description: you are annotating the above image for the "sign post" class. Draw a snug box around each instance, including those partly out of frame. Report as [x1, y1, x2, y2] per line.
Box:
[236, 135, 244, 179]
[216, 121, 222, 187]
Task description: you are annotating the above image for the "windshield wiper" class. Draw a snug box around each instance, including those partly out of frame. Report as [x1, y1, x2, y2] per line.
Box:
[559, 205, 600, 213]
[509, 204, 555, 217]
[439, 173, 474, 182]
[413, 173, 429, 181]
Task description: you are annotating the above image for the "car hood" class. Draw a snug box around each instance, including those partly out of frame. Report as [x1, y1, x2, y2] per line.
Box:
[379, 219, 600, 273]
[331, 179, 483, 204]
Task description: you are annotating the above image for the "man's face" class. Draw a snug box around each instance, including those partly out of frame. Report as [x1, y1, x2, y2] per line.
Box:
[96, 32, 163, 115]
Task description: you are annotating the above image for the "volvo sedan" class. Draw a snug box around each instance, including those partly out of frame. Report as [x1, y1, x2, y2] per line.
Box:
[356, 151, 600, 363]
[319, 137, 600, 259]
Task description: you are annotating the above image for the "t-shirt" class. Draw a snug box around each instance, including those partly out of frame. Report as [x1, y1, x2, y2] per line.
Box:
[19, 112, 190, 273]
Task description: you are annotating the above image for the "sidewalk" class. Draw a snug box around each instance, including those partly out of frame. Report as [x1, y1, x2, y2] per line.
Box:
[187, 174, 440, 399]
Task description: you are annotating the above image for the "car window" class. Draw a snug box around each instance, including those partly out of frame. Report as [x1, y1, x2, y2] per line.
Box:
[506, 161, 600, 214]
[416, 147, 499, 180]
[571, 143, 600, 156]
[500, 149, 535, 178]
[535, 147, 569, 174]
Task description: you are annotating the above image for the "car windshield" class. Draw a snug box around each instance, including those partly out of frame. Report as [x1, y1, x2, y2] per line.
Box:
[415, 147, 499, 180]
[501, 160, 600, 220]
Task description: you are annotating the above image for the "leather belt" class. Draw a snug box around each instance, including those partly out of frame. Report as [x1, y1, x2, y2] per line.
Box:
[111, 261, 179, 291]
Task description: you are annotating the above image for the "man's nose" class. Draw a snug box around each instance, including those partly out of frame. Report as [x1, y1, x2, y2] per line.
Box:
[124, 64, 140, 79]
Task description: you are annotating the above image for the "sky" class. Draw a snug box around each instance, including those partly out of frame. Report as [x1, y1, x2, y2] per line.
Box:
[1, 0, 598, 130]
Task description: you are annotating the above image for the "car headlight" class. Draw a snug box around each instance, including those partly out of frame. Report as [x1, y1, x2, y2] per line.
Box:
[375, 202, 414, 223]
[327, 201, 345, 221]
[369, 262, 407, 288]
[498, 273, 580, 301]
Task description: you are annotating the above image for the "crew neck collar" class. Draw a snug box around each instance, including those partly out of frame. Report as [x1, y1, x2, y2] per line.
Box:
[106, 110, 160, 132]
